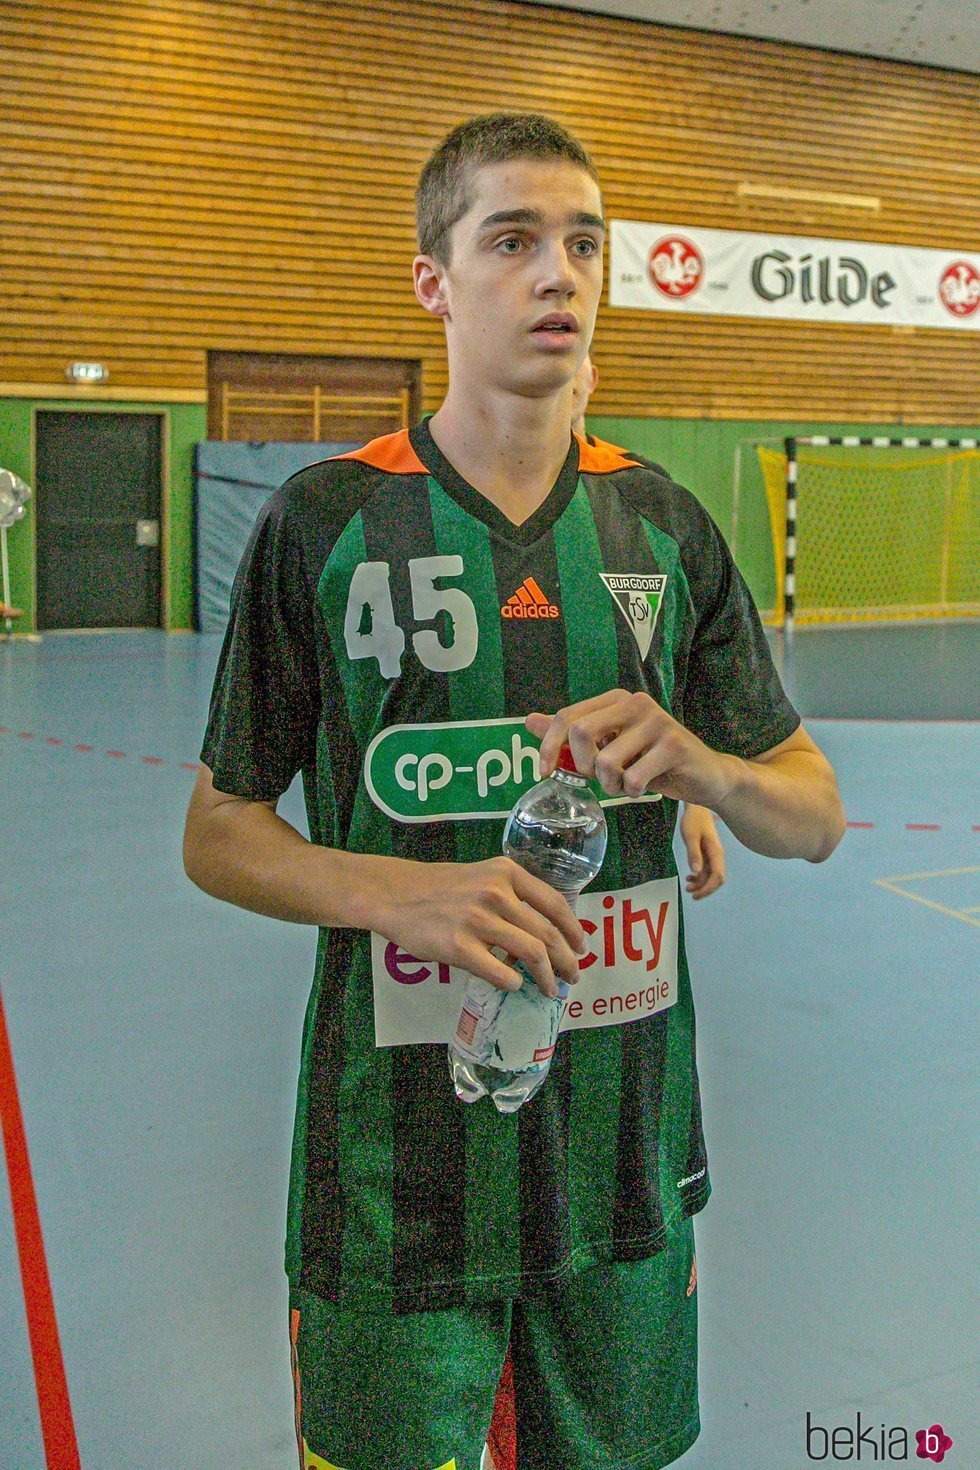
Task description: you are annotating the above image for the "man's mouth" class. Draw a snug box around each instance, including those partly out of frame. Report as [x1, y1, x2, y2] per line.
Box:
[531, 315, 578, 335]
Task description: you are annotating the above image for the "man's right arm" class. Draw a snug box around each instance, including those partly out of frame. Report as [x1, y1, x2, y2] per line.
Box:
[183, 764, 586, 997]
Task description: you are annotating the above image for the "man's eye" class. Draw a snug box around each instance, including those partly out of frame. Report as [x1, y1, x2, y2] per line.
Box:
[497, 236, 525, 253]
[574, 238, 599, 257]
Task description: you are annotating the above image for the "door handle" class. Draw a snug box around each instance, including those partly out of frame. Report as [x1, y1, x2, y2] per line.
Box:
[136, 518, 160, 547]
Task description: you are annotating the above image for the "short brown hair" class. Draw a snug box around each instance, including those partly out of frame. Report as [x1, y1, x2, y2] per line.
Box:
[416, 112, 601, 264]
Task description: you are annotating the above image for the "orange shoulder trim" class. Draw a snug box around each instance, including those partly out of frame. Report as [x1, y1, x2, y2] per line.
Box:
[332, 429, 428, 476]
[574, 431, 643, 474]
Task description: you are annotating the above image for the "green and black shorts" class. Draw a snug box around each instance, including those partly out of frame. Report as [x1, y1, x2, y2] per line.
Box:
[288, 1215, 700, 1470]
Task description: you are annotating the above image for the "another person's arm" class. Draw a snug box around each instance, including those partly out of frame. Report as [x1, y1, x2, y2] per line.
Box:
[680, 803, 726, 899]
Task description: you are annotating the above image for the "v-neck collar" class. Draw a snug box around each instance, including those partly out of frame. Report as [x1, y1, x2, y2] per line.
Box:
[409, 416, 581, 546]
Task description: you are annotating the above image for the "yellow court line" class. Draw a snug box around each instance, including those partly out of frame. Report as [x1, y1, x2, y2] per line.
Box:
[873, 879, 980, 929]
[879, 865, 980, 884]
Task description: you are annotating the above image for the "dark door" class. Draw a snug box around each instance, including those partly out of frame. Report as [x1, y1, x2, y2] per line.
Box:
[35, 411, 162, 630]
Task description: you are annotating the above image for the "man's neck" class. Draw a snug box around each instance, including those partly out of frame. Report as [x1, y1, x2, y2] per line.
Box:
[428, 380, 574, 526]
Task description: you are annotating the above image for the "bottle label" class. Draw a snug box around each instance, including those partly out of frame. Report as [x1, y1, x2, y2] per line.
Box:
[450, 970, 563, 1073]
[448, 978, 507, 1065]
[454, 1007, 480, 1048]
[371, 875, 679, 1050]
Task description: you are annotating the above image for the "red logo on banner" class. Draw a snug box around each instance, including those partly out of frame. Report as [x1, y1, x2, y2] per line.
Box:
[647, 235, 704, 298]
[938, 260, 979, 317]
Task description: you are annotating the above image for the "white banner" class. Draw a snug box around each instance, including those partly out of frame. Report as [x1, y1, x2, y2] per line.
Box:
[610, 221, 979, 330]
[371, 876, 679, 1048]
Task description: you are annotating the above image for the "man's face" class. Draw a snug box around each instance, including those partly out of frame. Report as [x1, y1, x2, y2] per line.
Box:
[420, 158, 605, 400]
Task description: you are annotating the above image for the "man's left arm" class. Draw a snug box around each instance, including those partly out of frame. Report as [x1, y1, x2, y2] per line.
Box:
[708, 723, 845, 863]
[527, 692, 845, 865]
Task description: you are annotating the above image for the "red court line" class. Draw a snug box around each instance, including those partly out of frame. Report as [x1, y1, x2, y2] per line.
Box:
[0, 727, 197, 770]
[906, 823, 941, 831]
[846, 822, 875, 829]
[0, 982, 82, 1470]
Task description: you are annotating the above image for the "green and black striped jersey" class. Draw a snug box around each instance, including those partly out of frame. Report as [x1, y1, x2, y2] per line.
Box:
[202, 417, 800, 1313]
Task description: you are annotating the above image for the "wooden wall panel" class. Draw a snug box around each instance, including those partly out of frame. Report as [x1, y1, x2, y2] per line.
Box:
[1, 0, 977, 420]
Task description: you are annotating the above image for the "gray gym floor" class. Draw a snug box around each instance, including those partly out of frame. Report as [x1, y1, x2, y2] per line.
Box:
[1, 623, 977, 1470]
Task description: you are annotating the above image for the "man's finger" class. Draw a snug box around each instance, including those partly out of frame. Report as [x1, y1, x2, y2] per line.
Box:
[524, 711, 552, 741]
[526, 692, 629, 775]
[459, 939, 527, 991]
[509, 863, 588, 959]
[703, 838, 726, 887]
[481, 917, 562, 997]
[499, 894, 584, 986]
[590, 720, 666, 795]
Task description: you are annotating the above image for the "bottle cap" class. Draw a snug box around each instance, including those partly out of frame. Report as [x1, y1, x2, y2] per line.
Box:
[556, 744, 579, 774]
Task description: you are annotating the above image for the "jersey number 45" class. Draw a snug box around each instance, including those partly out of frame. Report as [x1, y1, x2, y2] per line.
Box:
[344, 556, 479, 678]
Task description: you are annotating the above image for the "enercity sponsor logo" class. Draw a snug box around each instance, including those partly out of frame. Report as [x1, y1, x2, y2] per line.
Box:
[501, 576, 560, 620]
[370, 876, 679, 1049]
[363, 718, 662, 823]
[383, 888, 672, 994]
[804, 1412, 954, 1462]
[599, 573, 667, 661]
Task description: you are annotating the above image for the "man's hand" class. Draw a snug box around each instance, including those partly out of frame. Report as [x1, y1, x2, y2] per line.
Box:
[680, 804, 726, 899]
[526, 693, 845, 863]
[526, 690, 730, 807]
[184, 766, 585, 989]
[374, 856, 588, 999]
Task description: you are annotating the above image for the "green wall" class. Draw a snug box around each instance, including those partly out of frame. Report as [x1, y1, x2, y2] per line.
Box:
[0, 398, 206, 633]
[1, 398, 976, 632]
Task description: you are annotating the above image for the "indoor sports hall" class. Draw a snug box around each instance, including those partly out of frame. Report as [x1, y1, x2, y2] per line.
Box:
[1, 4, 976, 1470]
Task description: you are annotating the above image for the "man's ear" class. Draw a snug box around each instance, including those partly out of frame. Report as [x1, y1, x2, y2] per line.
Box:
[589, 363, 599, 395]
[413, 255, 450, 318]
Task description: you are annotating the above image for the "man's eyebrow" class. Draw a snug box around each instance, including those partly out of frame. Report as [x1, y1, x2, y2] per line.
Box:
[477, 208, 606, 233]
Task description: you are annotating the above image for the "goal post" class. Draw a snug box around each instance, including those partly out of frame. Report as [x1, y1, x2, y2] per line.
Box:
[757, 436, 980, 631]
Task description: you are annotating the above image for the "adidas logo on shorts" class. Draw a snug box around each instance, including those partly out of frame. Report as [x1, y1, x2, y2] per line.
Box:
[501, 576, 560, 620]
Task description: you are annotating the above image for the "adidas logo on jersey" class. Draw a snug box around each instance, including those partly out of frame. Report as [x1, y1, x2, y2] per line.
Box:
[501, 576, 560, 619]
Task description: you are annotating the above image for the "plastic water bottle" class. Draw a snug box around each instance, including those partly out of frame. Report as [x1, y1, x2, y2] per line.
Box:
[449, 744, 607, 1113]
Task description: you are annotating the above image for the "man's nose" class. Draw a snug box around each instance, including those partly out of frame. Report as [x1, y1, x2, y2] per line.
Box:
[535, 241, 577, 295]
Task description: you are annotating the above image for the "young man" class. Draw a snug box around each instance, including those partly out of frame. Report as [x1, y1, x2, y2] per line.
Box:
[184, 113, 845, 1470]
[569, 351, 727, 901]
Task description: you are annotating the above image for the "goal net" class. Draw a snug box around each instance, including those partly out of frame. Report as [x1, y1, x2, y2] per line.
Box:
[757, 437, 980, 628]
